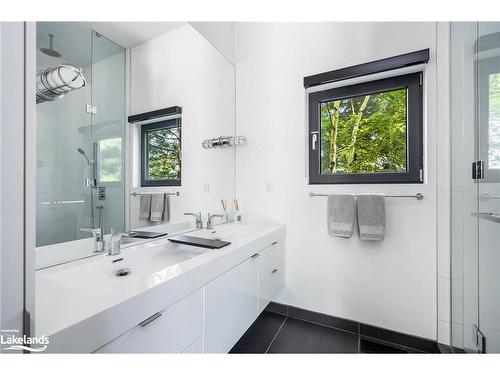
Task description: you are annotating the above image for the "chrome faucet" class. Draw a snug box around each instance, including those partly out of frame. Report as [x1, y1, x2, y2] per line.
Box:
[81, 227, 105, 253]
[184, 212, 203, 229]
[206, 213, 224, 230]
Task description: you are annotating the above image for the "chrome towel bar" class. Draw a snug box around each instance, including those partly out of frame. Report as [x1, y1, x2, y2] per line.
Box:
[38, 200, 85, 205]
[309, 192, 424, 200]
[130, 192, 180, 197]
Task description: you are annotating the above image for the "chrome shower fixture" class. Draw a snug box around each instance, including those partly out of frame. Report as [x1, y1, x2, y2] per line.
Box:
[77, 147, 97, 188]
[77, 145, 98, 228]
[40, 33, 62, 57]
[77, 148, 92, 166]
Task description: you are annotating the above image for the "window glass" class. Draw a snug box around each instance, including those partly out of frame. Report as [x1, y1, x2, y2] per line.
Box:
[308, 72, 422, 184]
[320, 88, 408, 175]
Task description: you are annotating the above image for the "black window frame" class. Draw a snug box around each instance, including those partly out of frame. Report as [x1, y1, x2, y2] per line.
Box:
[140, 117, 182, 187]
[308, 72, 424, 185]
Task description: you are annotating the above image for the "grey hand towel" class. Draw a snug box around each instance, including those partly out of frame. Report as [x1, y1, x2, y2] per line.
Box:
[161, 194, 170, 222]
[356, 194, 386, 241]
[139, 194, 152, 221]
[149, 194, 165, 222]
[327, 194, 356, 238]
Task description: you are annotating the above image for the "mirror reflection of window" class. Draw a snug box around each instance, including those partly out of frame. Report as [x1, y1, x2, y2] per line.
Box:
[488, 72, 500, 169]
[141, 118, 182, 187]
[99, 137, 122, 183]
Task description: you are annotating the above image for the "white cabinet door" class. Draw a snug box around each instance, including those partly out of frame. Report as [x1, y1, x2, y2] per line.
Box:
[258, 266, 285, 314]
[94, 289, 202, 353]
[257, 240, 285, 314]
[203, 255, 259, 353]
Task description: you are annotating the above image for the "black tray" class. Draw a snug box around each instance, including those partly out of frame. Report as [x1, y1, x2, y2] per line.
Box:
[128, 231, 168, 239]
[168, 235, 231, 249]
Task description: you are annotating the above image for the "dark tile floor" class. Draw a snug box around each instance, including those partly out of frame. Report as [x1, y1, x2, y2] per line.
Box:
[230, 311, 429, 354]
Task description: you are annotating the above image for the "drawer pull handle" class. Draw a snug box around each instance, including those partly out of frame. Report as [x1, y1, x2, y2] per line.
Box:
[139, 312, 162, 327]
[251, 253, 260, 259]
[272, 268, 278, 274]
[272, 241, 278, 246]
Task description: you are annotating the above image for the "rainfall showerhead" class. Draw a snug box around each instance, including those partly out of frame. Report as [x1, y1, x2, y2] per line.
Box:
[77, 148, 92, 166]
[40, 34, 62, 58]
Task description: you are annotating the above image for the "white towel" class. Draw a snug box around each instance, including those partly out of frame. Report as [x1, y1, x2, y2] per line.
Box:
[356, 194, 386, 241]
[327, 194, 356, 238]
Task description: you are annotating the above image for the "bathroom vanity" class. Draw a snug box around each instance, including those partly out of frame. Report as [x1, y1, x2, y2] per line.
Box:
[35, 221, 286, 353]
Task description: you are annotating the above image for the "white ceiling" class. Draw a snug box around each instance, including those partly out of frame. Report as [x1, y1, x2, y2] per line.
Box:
[36, 22, 186, 69]
[87, 22, 186, 49]
[36, 22, 235, 70]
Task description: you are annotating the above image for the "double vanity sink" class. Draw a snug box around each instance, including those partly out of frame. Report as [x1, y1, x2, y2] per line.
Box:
[36, 221, 286, 353]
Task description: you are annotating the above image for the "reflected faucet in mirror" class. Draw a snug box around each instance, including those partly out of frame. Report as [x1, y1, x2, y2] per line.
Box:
[184, 212, 204, 229]
[81, 227, 105, 253]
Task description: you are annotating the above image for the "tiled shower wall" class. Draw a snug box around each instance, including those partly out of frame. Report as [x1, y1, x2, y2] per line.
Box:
[436, 22, 452, 346]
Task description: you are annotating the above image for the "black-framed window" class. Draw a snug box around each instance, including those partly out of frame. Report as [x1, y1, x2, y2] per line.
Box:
[308, 72, 423, 184]
[141, 118, 181, 187]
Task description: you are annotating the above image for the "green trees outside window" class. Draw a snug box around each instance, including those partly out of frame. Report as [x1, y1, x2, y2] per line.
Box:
[146, 126, 181, 181]
[320, 88, 407, 175]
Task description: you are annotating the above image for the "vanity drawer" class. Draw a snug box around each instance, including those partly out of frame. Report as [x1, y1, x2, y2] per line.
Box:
[258, 263, 284, 314]
[95, 289, 202, 353]
[258, 239, 284, 283]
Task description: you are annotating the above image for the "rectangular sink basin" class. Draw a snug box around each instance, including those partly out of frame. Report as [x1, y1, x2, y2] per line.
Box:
[168, 235, 231, 249]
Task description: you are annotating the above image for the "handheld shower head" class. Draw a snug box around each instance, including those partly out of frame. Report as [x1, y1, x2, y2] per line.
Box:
[77, 148, 92, 166]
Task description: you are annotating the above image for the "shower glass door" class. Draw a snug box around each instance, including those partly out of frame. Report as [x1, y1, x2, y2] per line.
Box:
[451, 22, 500, 353]
[90, 30, 125, 236]
[476, 22, 500, 353]
[36, 23, 125, 253]
[36, 23, 93, 246]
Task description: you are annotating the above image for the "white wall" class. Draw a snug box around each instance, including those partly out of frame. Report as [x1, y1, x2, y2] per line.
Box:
[235, 22, 439, 339]
[128, 24, 235, 229]
[0, 21, 25, 348]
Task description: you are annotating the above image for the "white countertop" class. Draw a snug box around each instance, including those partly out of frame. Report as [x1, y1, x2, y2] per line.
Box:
[35, 221, 285, 353]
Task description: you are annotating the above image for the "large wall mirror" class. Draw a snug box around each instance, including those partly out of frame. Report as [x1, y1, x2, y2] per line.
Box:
[35, 22, 236, 268]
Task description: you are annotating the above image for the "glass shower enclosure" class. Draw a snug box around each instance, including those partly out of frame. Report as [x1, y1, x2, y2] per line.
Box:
[451, 22, 500, 353]
[36, 22, 125, 247]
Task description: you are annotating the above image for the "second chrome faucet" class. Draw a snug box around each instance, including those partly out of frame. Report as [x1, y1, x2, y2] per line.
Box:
[184, 212, 224, 229]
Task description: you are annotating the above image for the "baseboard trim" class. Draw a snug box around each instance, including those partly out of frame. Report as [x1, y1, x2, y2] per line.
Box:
[265, 302, 438, 353]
